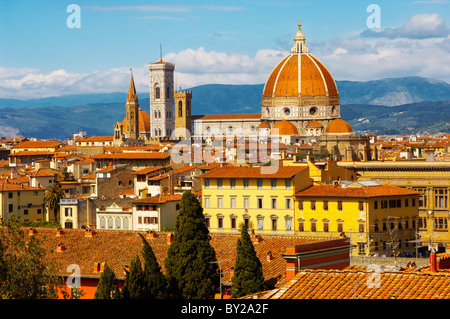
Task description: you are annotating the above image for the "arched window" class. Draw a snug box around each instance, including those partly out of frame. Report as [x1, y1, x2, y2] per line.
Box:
[166, 86, 171, 99]
[178, 101, 183, 117]
[123, 217, 129, 230]
[99, 217, 106, 229]
[155, 84, 160, 99]
[115, 217, 121, 230]
[108, 217, 113, 229]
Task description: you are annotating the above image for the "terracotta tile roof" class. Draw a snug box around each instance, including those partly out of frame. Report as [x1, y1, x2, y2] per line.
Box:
[200, 165, 308, 179]
[295, 183, 420, 198]
[9, 151, 57, 157]
[0, 182, 44, 191]
[256, 267, 450, 299]
[77, 136, 114, 142]
[131, 166, 166, 175]
[31, 228, 327, 288]
[146, 165, 199, 181]
[29, 169, 55, 177]
[12, 140, 62, 149]
[91, 152, 170, 160]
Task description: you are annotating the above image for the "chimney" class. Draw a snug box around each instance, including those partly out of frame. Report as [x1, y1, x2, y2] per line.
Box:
[85, 228, 95, 238]
[94, 262, 101, 273]
[430, 252, 438, 272]
[266, 251, 273, 262]
[100, 262, 106, 272]
[253, 234, 263, 244]
[28, 228, 37, 236]
[146, 230, 158, 239]
[167, 233, 174, 244]
[56, 243, 66, 252]
[56, 228, 64, 236]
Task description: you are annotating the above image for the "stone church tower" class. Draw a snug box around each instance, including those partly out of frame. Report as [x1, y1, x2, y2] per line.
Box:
[149, 60, 175, 138]
[125, 71, 139, 140]
[174, 90, 192, 139]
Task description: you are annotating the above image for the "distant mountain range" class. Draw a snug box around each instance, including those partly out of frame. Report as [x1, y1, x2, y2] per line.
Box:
[0, 76, 448, 140]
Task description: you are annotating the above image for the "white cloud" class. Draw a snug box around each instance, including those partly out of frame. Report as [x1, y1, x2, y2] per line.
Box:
[361, 13, 449, 39]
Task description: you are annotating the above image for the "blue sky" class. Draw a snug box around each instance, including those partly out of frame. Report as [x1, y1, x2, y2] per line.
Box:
[1, 0, 449, 98]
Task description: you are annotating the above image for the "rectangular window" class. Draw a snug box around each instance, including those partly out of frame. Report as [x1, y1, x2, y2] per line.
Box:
[138, 216, 142, 224]
[24, 209, 28, 215]
[231, 217, 236, 229]
[381, 200, 388, 209]
[204, 197, 210, 208]
[257, 197, 263, 209]
[359, 223, 364, 233]
[204, 180, 209, 189]
[8, 204, 13, 213]
[257, 179, 263, 189]
[298, 200, 304, 210]
[257, 218, 264, 230]
[285, 180, 291, 189]
[8, 192, 12, 198]
[323, 200, 328, 211]
[323, 222, 329, 232]
[217, 179, 222, 189]
[65, 207, 72, 217]
[396, 199, 402, 208]
[230, 179, 236, 189]
[298, 222, 304, 232]
[405, 199, 409, 207]
[286, 218, 292, 231]
[244, 197, 249, 209]
[374, 201, 378, 209]
[311, 222, 316, 232]
[435, 189, 448, 208]
[271, 198, 277, 209]
[218, 217, 223, 229]
[337, 223, 343, 233]
[243, 179, 249, 189]
[358, 201, 364, 211]
[285, 198, 291, 209]
[271, 179, 276, 189]
[217, 197, 223, 209]
[271, 218, 277, 231]
[310, 200, 316, 210]
[230, 197, 236, 209]
[337, 201, 343, 211]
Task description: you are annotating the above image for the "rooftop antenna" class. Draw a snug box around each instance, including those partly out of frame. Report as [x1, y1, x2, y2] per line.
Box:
[160, 43, 162, 61]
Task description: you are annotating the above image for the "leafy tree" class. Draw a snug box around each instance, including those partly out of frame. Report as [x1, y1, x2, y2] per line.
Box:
[231, 223, 266, 298]
[164, 191, 219, 299]
[94, 263, 120, 299]
[0, 217, 67, 299]
[121, 255, 146, 299]
[139, 233, 168, 299]
[44, 182, 65, 221]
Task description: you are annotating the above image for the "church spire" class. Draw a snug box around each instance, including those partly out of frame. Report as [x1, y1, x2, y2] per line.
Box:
[126, 69, 139, 105]
[291, 21, 308, 54]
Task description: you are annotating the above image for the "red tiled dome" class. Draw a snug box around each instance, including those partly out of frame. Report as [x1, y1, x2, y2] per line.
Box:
[325, 118, 353, 134]
[270, 120, 298, 135]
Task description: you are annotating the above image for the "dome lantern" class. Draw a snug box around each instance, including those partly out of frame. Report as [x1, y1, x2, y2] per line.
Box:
[291, 21, 308, 54]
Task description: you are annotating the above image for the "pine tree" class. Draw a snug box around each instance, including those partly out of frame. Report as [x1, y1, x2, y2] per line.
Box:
[231, 223, 266, 298]
[164, 191, 219, 299]
[121, 254, 146, 299]
[94, 263, 120, 299]
[139, 233, 168, 299]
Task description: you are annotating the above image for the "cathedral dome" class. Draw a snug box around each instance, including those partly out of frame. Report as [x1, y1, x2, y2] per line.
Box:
[262, 22, 339, 108]
[325, 118, 353, 134]
[270, 120, 298, 135]
[122, 109, 151, 133]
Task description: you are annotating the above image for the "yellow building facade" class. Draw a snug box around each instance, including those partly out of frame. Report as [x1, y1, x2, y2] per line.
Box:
[0, 183, 46, 223]
[200, 165, 312, 234]
[294, 181, 420, 256]
[338, 161, 450, 253]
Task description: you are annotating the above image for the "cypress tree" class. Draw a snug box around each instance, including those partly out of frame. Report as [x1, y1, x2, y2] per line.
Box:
[121, 254, 145, 299]
[231, 223, 266, 298]
[138, 233, 168, 299]
[94, 263, 120, 299]
[164, 191, 219, 299]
